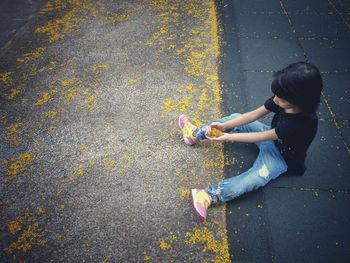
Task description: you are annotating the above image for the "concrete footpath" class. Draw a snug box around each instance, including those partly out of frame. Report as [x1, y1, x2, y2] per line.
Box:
[0, 0, 229, 262]
[218, 0, 350, 262]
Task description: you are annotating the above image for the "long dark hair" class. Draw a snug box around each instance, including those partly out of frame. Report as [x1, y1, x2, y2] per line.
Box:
[271, 62, 323, 113]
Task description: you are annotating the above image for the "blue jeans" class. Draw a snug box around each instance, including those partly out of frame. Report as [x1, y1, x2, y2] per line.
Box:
[197, 113, 288, 204]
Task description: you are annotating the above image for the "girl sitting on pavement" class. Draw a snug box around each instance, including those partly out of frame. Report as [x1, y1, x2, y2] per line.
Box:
[178, 62, 323, 222]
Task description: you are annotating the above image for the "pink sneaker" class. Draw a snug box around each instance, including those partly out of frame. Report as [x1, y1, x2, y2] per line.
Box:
[178, 114, 198, 145]
[191, 189, 212, 222]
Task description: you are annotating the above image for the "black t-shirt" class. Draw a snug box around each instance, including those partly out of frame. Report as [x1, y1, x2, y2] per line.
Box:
[264, 97, 318, 175]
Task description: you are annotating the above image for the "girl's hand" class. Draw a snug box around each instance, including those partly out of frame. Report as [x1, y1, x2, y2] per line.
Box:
[205, 132, 231, 142]
[206, 122, 225, 135]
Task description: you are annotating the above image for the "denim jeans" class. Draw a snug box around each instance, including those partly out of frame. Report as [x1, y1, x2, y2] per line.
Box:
[197, 113, 288, 204]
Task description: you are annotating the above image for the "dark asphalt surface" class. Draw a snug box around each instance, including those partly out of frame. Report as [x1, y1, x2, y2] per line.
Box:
[1, 0, 350, 262]
[0, 0, 47, 52]
[218, 0, 350, 262]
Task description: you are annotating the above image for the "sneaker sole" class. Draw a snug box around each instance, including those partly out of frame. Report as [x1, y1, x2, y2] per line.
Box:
[191, 189, 206, 222]
[178, 114, 184, 129]
[179, 115, 195, 145]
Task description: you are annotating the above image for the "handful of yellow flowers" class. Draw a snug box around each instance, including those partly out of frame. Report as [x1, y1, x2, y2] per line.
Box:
[208, 127, 224, 138]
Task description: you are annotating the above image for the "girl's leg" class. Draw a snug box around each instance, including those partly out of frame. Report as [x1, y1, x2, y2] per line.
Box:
[205, 142, 288, 204]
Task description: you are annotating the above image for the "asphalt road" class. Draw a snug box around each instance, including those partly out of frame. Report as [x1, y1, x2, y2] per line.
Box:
[0, 0, 229, 262]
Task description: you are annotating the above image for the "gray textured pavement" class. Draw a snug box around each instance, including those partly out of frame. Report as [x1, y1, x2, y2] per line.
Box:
[0, 0, 229, 262]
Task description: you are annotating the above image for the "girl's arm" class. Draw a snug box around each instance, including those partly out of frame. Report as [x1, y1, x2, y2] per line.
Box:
[221, 105, 270, 130]
[207, 128, 279, 143]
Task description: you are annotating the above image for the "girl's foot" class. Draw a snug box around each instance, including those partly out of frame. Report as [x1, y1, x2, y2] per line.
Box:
[178, 114, 198, 145]
[191, 189, 212, 222]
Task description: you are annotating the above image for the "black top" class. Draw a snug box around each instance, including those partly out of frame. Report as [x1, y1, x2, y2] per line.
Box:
[264, 97, 318, 175]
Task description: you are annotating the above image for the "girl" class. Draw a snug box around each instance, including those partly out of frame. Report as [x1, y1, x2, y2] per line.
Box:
[179, 62, 323, 222]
